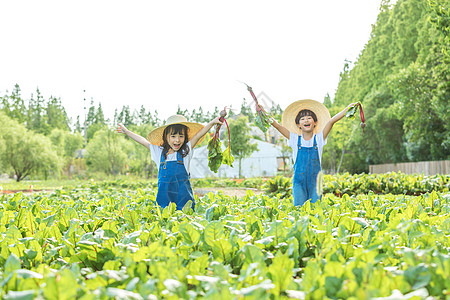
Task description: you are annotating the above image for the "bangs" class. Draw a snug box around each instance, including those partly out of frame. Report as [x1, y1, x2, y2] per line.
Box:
[166, 124, 188, 136]
[295, 109, 317, 123]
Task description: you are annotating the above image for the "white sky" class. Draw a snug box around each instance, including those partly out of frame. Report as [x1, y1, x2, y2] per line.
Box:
[0, 1, 382, 124]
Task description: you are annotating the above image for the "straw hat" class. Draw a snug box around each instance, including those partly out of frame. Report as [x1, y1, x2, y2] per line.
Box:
[146, 115, 205, 146]
[282, 99, 331, 135]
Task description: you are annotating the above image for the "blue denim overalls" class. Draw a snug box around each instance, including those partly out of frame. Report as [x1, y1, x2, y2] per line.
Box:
[292, 135, 322, 206]
[156, 151, 195, 210]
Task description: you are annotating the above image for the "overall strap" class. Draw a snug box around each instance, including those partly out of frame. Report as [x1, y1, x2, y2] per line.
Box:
[297, 135, 302, 149]
[176, 151, 184, 164]
[313, 135, 317, 148]
[160, 150, 167, 169]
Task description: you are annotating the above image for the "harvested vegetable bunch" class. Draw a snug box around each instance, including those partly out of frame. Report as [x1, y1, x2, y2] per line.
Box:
[240, 82, 273, 133]
[207, 109, 234, 173]
[346, 102, 366, 131]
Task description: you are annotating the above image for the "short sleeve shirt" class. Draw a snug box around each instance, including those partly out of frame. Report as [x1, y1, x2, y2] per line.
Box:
[148, 141, 194, 172]
[289, 131, 327, 164]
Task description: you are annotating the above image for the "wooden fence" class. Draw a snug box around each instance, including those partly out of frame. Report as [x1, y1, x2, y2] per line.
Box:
[369, 160, 449, 175]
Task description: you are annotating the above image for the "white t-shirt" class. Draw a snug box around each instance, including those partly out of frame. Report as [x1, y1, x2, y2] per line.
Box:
[149, 141, 194, 172]
[289, 132, 327, 164]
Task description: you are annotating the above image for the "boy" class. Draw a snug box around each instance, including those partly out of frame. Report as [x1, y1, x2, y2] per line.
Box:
[270, 99, 356, 206]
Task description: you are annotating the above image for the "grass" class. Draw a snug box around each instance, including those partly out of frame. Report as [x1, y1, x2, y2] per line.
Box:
[0, 179, 84, 191]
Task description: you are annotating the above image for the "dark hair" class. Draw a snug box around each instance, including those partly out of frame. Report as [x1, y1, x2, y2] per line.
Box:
[162, 124, 190, 159]
[295, 109, 317, 124]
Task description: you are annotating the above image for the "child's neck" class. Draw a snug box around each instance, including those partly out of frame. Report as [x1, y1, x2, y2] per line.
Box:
[302, 131, 314, 140]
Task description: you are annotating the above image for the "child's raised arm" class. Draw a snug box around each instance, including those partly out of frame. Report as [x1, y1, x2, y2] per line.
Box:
[190, 116, 223, 147]
[117, 123, 150, 148]
[270, 118, 290, 139]
[323, 102, 358, 139]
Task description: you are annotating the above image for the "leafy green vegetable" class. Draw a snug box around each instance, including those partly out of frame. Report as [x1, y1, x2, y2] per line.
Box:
[346, 101, 366, 130]
[222, 146, 234, 167]
[254, 105, 271, 133]
[239, 82, 273, 133]
[207, 112, 234, 173]
[0, 177, 448, 298]
[345, 102, 361, 119]
[207, 137, 223, 173]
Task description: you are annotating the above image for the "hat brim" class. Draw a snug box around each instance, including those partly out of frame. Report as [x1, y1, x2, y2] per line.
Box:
[282, 99, 331, 135]
[146, 122, 205, 146]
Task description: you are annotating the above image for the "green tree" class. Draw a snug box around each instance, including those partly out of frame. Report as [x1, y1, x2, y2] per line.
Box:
[329, 0, 450, 172]
[124, 124, 157, 178]
[240, 98, 254, 122]
[45, 96, 70, 133]
[74, 116, 82, 133]
[86, 127, 132, 175]
[95, 103, 106, 124]
[0, 112, 62, 181]
[227, 115, 258, 177]
[49, 128, 84, 158]
[0, 84, 27, 124]
[27, 88, 46, 133]
[116, 105, 134, 126]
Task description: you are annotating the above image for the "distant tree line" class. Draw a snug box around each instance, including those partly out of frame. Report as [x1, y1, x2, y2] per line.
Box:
[322, 0, 449, 173]
[0, 86, 238, 180]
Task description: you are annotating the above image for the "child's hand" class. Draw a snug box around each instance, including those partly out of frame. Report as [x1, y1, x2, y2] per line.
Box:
[347, 102, 359, 109]
[212, 116, 224, 126]
[117, 123, 127, 134]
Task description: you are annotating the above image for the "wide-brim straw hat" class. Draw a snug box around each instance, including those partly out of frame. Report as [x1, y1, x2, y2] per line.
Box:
[282, 99, 331, 135]
[146, 115, 205, 146]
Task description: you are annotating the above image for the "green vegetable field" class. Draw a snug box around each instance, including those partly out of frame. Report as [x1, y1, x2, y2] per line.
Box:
[1, 174, 449, 299]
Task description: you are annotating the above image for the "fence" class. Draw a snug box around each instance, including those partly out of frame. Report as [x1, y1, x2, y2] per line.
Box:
[369, 160, 449, 175]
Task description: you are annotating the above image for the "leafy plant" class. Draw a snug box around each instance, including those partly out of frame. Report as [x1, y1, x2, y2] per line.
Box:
[0, 179, 449, 298]
[207, 109, 234, 173]
[239, 82, 273, 133]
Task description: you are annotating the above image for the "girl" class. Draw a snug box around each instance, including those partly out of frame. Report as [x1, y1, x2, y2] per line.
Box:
[270, 99, 357, 206]
[118, 114, 222, 210]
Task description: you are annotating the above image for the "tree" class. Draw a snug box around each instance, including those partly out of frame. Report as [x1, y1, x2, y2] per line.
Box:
[49, 128, 84, 158]
[85, 127, 132, 175]
[227, 115, 258, 177]
[387, 63, 448, 160]
[328, 0, 450, 172]
[74, 116, 82, 133]
[277, 138, 292, 174]
[95, 103, 106, 125]
[0, 84, 27, 124]
[116, 105, 134, 126]
[124, 124, 157, 178]
[0, 112, 62, 181]
[27, 88, 46, 133]
[45, 96, 70, 133]
[240, 98, 254, 122]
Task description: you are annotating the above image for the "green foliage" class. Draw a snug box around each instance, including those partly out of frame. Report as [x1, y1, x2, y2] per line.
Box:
[0, 179, 449, 298]
[221, 146, 234, 167]
[0, 112, 62, 181]
[85, 127, 133, 175]
[1, 85, 70, 135]
[49, 128, 84, 159]
[264, 173, 449, 198]
[263, 176, 292, 198]
[330, 0, 450, 172]
[254, 106, 271, 133]
[123, 124, 157, 178]
[207, 137, 223, 173]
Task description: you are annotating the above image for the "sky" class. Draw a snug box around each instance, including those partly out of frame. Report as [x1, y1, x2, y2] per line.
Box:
[0, 1, 384, 125]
